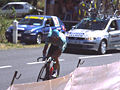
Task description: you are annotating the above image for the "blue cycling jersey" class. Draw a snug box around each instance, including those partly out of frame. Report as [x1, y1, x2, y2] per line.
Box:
[45, 28, 67, 52]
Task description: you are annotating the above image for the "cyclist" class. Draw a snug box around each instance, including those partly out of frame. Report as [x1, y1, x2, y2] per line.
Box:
[42, 28, 67, 78]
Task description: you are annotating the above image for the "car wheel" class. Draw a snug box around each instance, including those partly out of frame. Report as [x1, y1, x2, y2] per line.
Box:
[36, 34, 42, 44]
[8, 39, 12, 43]
[98, 40, 107, 55]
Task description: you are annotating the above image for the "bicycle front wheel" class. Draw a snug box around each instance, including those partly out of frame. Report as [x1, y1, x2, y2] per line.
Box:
[37, 66, 46, 82]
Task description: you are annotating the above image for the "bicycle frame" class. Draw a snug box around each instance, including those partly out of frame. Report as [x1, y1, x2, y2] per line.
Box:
[37, 57, 85, 82]
[37, 56, 58, 82]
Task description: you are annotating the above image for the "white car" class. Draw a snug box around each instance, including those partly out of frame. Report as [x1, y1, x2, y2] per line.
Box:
[0, 2, 36, 17]
[66, 16, 120, 54]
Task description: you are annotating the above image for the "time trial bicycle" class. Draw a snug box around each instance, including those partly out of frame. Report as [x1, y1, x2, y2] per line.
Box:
[36, 56, 59, 82]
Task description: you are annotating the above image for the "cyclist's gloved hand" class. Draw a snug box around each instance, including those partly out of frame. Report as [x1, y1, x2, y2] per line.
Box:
[42, 55, 46, 61]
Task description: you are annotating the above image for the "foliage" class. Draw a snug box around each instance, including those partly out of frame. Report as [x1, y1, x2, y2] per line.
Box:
[0, 0, 44, 9]
[37, 0, 45, 10]
[11, 7, 17, 19]
[0, 42, 44, 50]
[0, 14, 13, 43]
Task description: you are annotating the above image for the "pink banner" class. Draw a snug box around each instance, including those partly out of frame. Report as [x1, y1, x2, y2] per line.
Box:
[8, 61, 120, 90]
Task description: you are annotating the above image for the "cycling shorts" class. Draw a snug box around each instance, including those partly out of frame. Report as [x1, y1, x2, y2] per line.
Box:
[47, 44, 61, 57]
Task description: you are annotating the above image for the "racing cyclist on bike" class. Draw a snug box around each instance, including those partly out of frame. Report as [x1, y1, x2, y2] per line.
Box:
[42, 28, 67, 78]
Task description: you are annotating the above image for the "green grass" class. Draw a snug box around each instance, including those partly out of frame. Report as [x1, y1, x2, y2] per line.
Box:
[0, 42, 44, 50]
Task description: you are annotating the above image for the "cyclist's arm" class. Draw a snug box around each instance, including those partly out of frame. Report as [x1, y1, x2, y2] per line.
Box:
[43, 34, 50, 56]
[58, 33, 67, 52]
[59, 42, 67, 52]
[43, 44, 49, 57]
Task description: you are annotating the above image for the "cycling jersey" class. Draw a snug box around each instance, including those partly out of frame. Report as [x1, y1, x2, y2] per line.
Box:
[45, 28, 67, 52]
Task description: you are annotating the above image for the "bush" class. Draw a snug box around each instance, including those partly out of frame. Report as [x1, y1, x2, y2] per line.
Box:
[0, 15, 13, 43]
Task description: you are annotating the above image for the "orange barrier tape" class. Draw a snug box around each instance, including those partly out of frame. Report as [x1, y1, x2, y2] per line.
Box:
[8, 61, 120, 90]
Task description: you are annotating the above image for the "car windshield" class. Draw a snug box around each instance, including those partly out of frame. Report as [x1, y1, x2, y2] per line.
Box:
[19, 18, 43, 26]
[75, 18, 109, 30]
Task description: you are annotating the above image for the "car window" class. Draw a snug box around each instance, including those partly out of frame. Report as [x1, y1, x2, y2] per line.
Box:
[110, 20, 118, 30]
[2, 4, 24, 10]
[75, 19, 109, 30]
[45, 18, 54, 26]
[19, 18, 43, 26]
[14, 4, 23, 9]
[2, 4, 12, 10]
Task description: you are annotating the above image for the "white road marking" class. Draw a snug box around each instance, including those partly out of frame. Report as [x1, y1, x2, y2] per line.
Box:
[0, 65, 12, 69]
[79, 54, 112, 59]
[27, 61, 45, 65]
[0, 55, 112, 68]
[59, 59, 64, 62]
[27, 59, 64, 65]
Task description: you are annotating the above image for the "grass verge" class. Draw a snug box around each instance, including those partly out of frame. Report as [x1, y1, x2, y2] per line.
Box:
[0, 42, 44, 50]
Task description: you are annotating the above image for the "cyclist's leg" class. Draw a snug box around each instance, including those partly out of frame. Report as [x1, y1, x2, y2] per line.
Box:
[47, 44, 61, 77]
[51, 47, 62, 77]
[53, 56, 60, 77]
[44, 44, 54, 79]
[46, 44, 54, 58]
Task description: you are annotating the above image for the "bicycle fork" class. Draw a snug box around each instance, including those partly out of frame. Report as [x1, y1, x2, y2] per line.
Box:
[49, 61, 56, 76]
[45, 60, 56, 80]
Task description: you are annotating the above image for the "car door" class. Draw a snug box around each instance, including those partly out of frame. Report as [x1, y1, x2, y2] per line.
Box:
[116, 20, 120, 47]
[108, 20, 120, 49]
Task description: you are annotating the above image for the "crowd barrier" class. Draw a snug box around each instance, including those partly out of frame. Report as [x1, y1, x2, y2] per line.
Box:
[7, 61, 120, 90]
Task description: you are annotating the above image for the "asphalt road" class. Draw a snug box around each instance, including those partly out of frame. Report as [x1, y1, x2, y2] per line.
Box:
[0, 47, 120, 90]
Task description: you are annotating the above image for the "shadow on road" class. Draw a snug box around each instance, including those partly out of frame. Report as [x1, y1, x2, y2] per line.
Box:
[63, 49, 97, 55]
[107, 50, 120, 54]
[64, 49, 120, 55]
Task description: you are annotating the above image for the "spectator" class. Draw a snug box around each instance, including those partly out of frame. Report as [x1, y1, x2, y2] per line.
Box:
[49, 0, 55, 15]
[59, 0, 66, 19]
[73, 2, 79, 21]
[77, 1, 87, 20]
[64, 0, 74, 21]
[46, 0, 50, 15]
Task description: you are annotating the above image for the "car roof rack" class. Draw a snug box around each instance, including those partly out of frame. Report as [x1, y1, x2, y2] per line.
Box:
[100, 10, 120, 20]
[112, 10, 120, 18]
